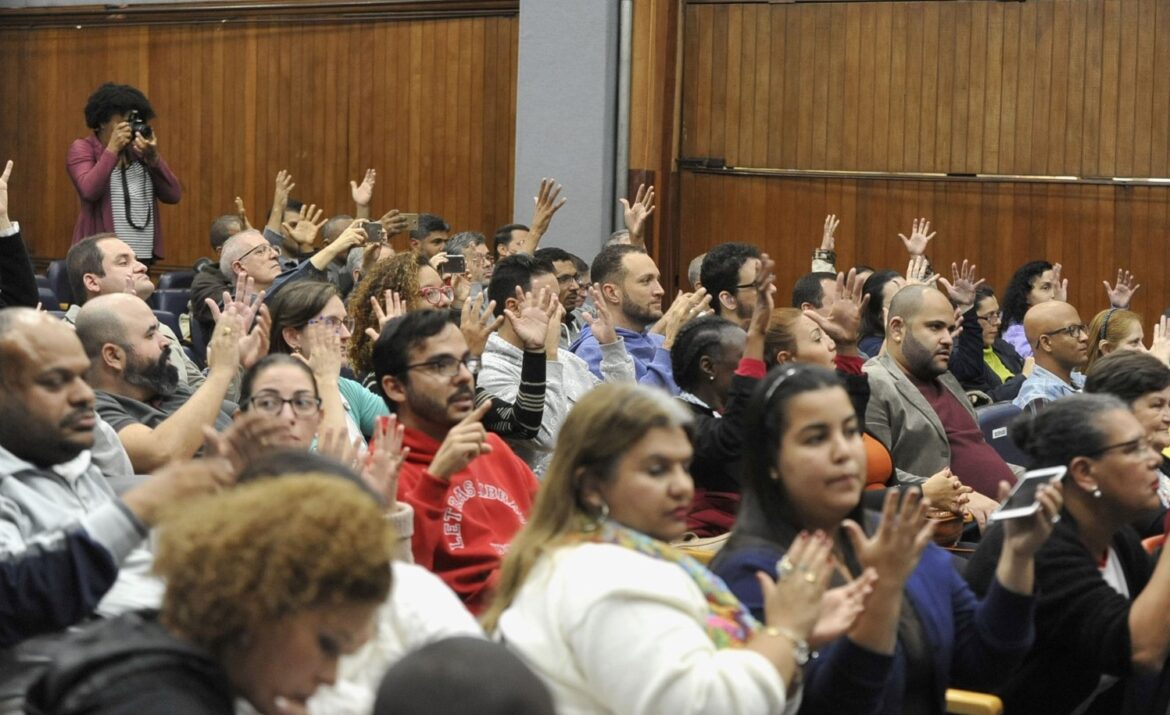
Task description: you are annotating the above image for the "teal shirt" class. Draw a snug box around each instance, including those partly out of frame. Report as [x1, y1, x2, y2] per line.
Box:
[338, 376, 390, 439]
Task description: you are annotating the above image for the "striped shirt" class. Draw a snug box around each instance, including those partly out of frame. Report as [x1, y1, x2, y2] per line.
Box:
[109, 161, 155, 260]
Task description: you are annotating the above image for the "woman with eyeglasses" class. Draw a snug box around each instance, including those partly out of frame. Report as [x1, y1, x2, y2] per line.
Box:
[712, 364, 1059, 715]
[965, 393, 1170, 714]
[269, 280, 390, 441]
[951, 284, 1028, 402]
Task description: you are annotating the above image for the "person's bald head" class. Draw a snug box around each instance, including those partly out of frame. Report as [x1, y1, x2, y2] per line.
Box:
[76, 293, 177, 398]
[886, 285, 956, 380]
[75, 293, 141, 359]
[323, 215, 354, 245]
[1025, 300, 1088, 373]
[0, 308, 98, 467]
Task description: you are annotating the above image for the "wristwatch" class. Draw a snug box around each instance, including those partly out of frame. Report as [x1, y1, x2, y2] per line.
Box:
[762, 625, 812, 666]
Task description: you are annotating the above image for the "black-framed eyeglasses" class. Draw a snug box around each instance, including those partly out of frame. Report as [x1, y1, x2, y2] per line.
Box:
[403, 355, 480, 378]
[245, 392, 322, 417]
[239, 242, 278, 261]
[557, 273, 581, 286]
[735, 281, 758, 292]
[1087, 436, 1153, 459]
[977, 310, 1003, 323]
[1042, 323, 1088, 339]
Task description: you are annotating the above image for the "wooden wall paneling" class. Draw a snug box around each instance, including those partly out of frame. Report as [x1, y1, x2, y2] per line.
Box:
[1046, 2, 1070, 176]
[1133, 0, 1157, 178]
[1097, 0, 1121, 176]
[752, 5, 773, 170]
[679, 170, 1170, 328]
[964, 4, 987, 174]
[885, 5, 907, 174]
[723, 4, 742, 167]
[982, 4, 1003, 174]
[840, 4, 860, 169]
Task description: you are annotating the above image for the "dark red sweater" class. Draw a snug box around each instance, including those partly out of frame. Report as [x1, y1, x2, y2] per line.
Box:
[397, 427, 539, 614]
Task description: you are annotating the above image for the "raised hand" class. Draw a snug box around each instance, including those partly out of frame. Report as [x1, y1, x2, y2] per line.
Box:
[201, 411, 289, 475]
[0, 159, 12, 227]
[804, 268, 868, 350]
[504, 285, 556, 352]
[1051, 263, 1068, 302]
[580, 284, 620, 346]
[208, 274, 264, 331]
[360, 415, 410, 506]
[529, 178, 567, 238]
[428, 400, 493, 480]
[460, 292, 504, 357]
[756, 531, 834, 640]
[272, 170, 295, 210]
[842, 489, 935, 586]
[1105, 269, 1140, 309]
[898, 218, 936, 257]
[620, 183, 656, 244]
[659, 288, 712, 350]
[350, 168, 376, 208]
[206, 305, 244, 374]
[1151, 315, 1170, 365]
[315, 427, 364, 471]
[299, 320, 343, 380]
[237, 304, 272, 369]
[821, 214, 840, 251]
[938, 260, 985, 310]
[366, 290, 407, 341]
[809, 568, 877, 648]
[905, 255, 939, 287]
[233, 196, 254, 231]
[378, 208, 409, 236]
[283, 203, 327, 252]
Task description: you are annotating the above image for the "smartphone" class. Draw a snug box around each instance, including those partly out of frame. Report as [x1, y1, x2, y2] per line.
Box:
[363, 221, 384, 244]
[988, 466, 1066, 522]
[444, 254, 467, 275]
[401, 212, 420, 233]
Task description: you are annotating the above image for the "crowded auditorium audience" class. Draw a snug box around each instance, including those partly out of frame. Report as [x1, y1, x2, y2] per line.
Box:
[7, 71, 1170, 715]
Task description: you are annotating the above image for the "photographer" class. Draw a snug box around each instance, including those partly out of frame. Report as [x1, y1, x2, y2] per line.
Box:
[66, 82, 181, 263]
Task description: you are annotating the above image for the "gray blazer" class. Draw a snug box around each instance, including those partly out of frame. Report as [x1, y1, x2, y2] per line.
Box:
[862, 352, 979, 485]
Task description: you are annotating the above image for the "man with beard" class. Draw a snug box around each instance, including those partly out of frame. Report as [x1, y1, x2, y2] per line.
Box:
[0, 308, 233, 626]
[570, 245, 708, 394]
[373, 310, 539, 614]
[699, 242, 761, 330]
[76, 293, 242, 472]
[1013, 300, 1089, 412]
[65, 233, 203, 388]
[863, 284, 1017, 503]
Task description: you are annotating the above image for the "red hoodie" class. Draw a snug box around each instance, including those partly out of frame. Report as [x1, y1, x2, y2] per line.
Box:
[398, 427, 540, 614]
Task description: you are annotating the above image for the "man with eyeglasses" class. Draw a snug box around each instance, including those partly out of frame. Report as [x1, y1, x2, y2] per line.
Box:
[699, 242, 762, 330]
[533, 246, 587, 349]
[864, 284, 1018, 506]
[1014, 300, 1089, 413]
[75, 293, 245, 473]
[372, 310, 539, 614]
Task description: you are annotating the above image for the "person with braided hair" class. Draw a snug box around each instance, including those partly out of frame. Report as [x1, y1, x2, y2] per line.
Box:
[669, 255, 775, 536]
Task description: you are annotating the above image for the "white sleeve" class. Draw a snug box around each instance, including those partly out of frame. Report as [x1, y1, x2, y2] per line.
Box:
[563, 552, 791, 715]
[598, 338, 636, 383]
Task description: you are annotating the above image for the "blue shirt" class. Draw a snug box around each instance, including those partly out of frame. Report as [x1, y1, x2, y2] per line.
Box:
[570, 324, 678, 394]
[1013, 364, 1084, 411]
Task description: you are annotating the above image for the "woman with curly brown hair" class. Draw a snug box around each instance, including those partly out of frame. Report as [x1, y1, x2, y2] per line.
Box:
[26, 474, 396, 714]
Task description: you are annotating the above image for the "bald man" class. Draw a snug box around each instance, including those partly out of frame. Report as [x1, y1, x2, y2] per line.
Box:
[0, 309, 227, 624]
[863, 285, 1018, 500]
[76, 294, 239, 473]
[1012, 301, 1088, 412]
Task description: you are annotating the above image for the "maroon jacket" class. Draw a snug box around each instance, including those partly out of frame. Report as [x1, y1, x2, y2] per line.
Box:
[66, 134, 182, 258]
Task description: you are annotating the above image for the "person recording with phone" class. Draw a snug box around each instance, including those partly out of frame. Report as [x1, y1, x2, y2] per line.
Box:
[966, 393, 1170, 714]
[66, 83, 181, 263]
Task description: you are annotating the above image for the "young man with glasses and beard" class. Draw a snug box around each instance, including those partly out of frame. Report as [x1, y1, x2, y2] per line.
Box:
[75, 293, 244, 472]
[373, 310, 539, 614]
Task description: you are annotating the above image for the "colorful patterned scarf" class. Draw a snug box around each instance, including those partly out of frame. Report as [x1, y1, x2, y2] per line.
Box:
[567, 519, 760, 648]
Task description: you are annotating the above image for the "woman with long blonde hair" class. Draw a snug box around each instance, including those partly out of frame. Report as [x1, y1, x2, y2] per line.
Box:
[484, 383, 863, 715]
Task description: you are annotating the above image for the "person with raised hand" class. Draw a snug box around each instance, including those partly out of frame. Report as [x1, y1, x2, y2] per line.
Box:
[374, 310, 540, 613]
[0, 160, 38, 310]
[480, 254, 634, 477]
[669, 253, 776, 536]
[486, 383, 855, 714]
[510, 178, 567, 255]
[713, 363, 1059, 714]
[620, 182, 655, 248]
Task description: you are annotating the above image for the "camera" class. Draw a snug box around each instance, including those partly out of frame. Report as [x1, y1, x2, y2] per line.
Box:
[127, 110, 153, 140]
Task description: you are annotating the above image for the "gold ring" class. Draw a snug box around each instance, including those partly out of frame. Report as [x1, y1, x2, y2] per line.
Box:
[223, 327, 233, 336]
[803, 571, 818, 584]
[776, 558, 795, 580]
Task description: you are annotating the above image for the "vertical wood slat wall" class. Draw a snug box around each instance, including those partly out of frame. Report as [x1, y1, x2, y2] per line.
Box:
[0, 8, 519, 268]
[682, 0, 1170, 177]
[673, 0, 1170, 321]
